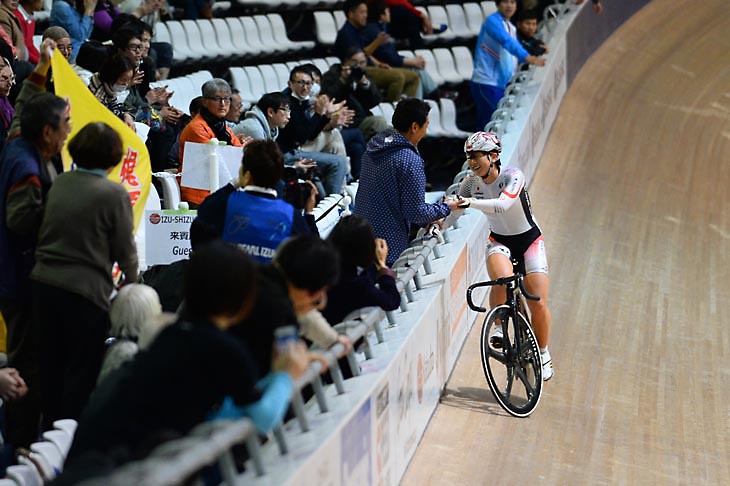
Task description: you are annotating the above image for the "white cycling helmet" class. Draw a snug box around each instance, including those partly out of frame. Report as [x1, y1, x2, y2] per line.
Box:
[464, 131, 502, 154]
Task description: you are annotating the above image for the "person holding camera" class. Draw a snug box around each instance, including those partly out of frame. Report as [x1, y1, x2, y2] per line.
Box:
[321, 47, 390, 180]
[192, 139, 319, 265]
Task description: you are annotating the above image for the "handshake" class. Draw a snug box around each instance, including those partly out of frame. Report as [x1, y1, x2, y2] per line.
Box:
[444, 195, 473, 209]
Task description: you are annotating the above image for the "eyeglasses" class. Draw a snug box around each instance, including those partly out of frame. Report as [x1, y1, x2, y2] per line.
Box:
[0, 74, 14, 83]
[206, 96, 232, 104]
[127, 44, 144, 52]
[292, 80, 313, 87]
[277, 107, 291, 114]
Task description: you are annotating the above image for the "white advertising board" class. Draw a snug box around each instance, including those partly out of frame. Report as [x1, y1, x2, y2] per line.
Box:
[144, 209, 197, 266]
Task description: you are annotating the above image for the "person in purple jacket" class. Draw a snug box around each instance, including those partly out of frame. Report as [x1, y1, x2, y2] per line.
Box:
[353, 98, 460, 265]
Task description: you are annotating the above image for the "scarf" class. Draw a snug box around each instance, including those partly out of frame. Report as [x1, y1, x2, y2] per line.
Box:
[200, 107, 232, 145]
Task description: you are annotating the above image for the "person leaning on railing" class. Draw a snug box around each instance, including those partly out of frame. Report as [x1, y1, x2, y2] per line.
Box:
[57, 241, 309, 484]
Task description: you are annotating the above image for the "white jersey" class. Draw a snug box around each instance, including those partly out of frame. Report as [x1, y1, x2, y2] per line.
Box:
[457, 167, 540, 236]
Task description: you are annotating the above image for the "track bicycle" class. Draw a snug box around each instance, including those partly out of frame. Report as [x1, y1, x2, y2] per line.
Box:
[466, 262, 543, 417]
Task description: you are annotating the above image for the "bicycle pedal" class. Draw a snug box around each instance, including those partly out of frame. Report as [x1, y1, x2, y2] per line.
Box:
[489, 335, 503, 349]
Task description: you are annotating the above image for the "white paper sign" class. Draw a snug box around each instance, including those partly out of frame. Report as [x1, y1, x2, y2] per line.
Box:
[180, 141, 243, 191]
[144, 209, 197, 266]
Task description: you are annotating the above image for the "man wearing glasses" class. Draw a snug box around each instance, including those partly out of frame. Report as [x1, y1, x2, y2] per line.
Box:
[178, 78, 251, 206]
[276, 66, 347, 196]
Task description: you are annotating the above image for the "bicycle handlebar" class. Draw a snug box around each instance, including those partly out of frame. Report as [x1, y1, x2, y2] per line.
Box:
[466, 274, 540, 312]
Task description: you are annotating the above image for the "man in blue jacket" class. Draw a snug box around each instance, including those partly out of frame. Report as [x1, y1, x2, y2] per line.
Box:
[471, 0, 546, 131]
[354, 98, 460, 265]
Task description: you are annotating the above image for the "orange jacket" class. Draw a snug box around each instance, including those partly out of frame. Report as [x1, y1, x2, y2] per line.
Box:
[178, 114, 242, 205]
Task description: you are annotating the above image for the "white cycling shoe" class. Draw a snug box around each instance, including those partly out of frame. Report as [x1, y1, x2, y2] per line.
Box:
[541, 350, 554, 381]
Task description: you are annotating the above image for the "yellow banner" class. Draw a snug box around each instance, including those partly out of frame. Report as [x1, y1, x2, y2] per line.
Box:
[50, 49, 151, 231]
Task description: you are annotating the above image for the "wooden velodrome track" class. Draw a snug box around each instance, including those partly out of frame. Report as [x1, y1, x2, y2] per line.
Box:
[402, 1, 730, 484]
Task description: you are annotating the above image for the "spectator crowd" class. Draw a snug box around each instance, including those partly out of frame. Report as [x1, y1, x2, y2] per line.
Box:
[0, 0, 559, 481]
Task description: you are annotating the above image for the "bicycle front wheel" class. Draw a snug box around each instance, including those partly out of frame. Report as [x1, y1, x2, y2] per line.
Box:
[480, 305, 543, 417]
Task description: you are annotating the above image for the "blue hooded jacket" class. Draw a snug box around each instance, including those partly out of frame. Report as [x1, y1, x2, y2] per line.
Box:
[354, 129, 450, 265]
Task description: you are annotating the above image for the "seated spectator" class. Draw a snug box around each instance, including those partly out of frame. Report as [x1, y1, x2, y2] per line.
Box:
[277, 66, 348, 196]
[375, 0, 446, 49]
[88, 52, 136, 129]
[323, 214, 400, 325]
[117, 1, 172, 79]
[50, 0, 95, 62]
[0, 0, 27, 62]
[192, 139, 319, 263]
[0, 58, 14, 151]
[224, 88, 243, 127]
[353, 98, 460, 264]
[515, 9, 548, 56]
[335, 0, 420, 102]
[471, 0, 545, 130]
[364, 0, 438, 99]
[58, 241, 309, 483]
[13, 0, 41, 64]
[97, 283, 167, 384]
[322, 48, 391, 178]
[31, 122, 138, 430]
[227, 235, 349, 378]
[112, 14, 171, 81]
[111, 23, 182, 171]
[233, 91, 289, 142]
[296, 63, 349, 165]
[178, 78, 247, 206]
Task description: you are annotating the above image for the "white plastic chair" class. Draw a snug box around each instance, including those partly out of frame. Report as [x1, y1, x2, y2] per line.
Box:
[42, 430, 73, 459]
[314, 11, 337, 45]
[439, 98, 471, 137]
[6, 464, 43, 486]
[414, 49, 446, 86]
[424, 100, 448, 137]
[243, 66, 267, 101]
[445, 5, 472, 40]
[211, 18, 238, 58]
[165, 21, 198, 61]
[153, 23, 187, 64]
[226, 17, 261, 57]
[182, 20, 215, 60]
[463, 2, 485, 36]
[268, 13, 315, 50]
[432, 48, 463, 84]
[253, 15, 287, 54]
[481, 1, 497, 18]
[240, 17, 268, 56]
[272, 63, 291, 89]
[311, 58, 329, 74]
[0, 479, 18, 486]
[423, 6, 454, 42]
[230, 67, 257, 105]
[333, 10, 346, 30]
[258, 64, 282, 93]
[53, 419, 78, 437]
[198, 19, 233, 58]
[378, 102, 395, 124]
[134, 122, 150, 143]
[153, 172, 182, 210]
[452, 46, 474, 81]
[30, 442, 64, 476]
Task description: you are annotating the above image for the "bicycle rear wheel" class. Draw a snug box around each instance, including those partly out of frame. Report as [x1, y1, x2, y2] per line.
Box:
[480, 305, 543, 417]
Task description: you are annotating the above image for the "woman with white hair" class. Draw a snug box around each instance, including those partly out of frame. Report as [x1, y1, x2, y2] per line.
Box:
[97, 283, 168, 383]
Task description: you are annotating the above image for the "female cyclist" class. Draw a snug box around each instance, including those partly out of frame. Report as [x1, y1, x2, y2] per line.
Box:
[454, 131, 553, 380]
